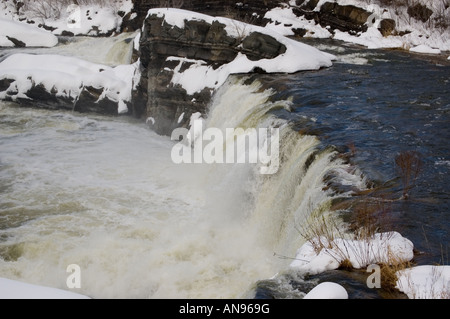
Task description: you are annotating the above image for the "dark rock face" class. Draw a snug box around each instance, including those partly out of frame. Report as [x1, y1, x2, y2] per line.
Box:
[242, 32, 287, 60]
[5, 36, 26, 47]
[317, 2, 372, 34]
[292, 1, 374, 35]
[0, 78, 123, 116]
[133, 11, 287, 136]
[407, 3, 433, 23]
[379, 19, 396, 37]
[131, 0, 279, 28]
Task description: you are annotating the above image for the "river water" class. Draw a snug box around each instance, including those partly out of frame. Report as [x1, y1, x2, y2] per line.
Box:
[0, 36, 448, 299]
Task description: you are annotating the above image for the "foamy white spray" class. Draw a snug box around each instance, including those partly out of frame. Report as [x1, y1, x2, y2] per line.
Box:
[0, 76, 367, 298]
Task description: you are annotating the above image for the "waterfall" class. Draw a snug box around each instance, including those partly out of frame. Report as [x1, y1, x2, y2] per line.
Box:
[0, 32, 137, 66]
[0, 62, 368, 300]
[203, 76, 368, 257]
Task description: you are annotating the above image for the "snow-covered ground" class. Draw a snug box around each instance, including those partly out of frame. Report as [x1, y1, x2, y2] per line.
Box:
[0, 17, 58, 47]
[396, 265, 450, 299]
[0, 0, 134, 37]
[265, 0, 450, 55]
[0, 2, 448, 299]
[0, 278, 90, 299]
[290, 231, 450, 299]
[290, 231, 414, 274]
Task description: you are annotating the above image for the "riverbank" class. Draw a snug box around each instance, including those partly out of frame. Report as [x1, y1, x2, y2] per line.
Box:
[0, 0, 446, 302]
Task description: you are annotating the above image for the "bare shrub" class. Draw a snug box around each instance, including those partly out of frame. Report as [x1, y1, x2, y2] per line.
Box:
[23, 0, 71, 20]
[407, 2, 433, 23]
[171, 0, 184, 9]
[395, 150, 422, 200]
[158, 0, 184, 8]
[21, 0, 123, 20]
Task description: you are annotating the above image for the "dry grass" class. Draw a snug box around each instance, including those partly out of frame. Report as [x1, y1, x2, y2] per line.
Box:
[379, 249, 413, 291]
[396, 265, 450, 299]
[395, 150, 422, 200]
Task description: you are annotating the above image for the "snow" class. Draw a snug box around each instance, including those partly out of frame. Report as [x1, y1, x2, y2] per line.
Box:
[265, 7, 332, 38]
[303, 282, 348, 299]
[0, 0, 134, 37]
[149, 8, 335, 95]
[396, 266, 450, 299]
[0, 53, 137, 114]
[290, 231, 450, 299]
[264, 1, 450, 53]
[0, 17, 58, 47]
[333, 27, 404, 50]
[45, 5, 121, 36]
[0, 277, 90, 299]
[290, 232, 414, 274]
[409, 44, 441, 54]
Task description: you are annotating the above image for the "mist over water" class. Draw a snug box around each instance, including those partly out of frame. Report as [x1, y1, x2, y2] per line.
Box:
[0, 35, 448, 299]
[0, 71, 366, 298]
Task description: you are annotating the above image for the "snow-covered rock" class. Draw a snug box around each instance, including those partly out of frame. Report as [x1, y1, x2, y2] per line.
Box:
[290, 232, 414, 275]
[0, 53, 137, 114]
[303, 282, 348, 299]
[0, 17, 58, 47]
[396, 265, 450, 299]
[135, 8, 335, 135]
[0, 0, 134, 37]
[410, 44, 441, 54]
[264, 1, 450, 53]
[0, 277, 90, 299]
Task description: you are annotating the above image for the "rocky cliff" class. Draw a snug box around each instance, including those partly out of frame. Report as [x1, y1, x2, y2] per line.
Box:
[132, 9, 289, 136]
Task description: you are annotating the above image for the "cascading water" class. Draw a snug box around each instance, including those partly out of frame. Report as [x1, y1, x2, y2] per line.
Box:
[1, 26, 449, 299]
[0, 68, 368, 298]
[0, 31, 137, 65]
[203, 76, 368, 261]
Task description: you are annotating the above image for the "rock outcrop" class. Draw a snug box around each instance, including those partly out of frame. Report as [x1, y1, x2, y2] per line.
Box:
[292, 1, 373, 35]
[128, 0, 279, 30]
[132, 9, 289, 136]
[0, 53, 135, 116]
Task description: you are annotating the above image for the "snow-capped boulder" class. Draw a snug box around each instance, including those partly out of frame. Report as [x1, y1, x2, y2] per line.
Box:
[0, 18, 58, 48]
[0, 54, 138, 115]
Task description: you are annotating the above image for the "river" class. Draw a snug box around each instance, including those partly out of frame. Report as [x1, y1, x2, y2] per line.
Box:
[0, 35, 448, 299]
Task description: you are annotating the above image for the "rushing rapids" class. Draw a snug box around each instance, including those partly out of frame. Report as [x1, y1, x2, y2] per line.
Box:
[0, 21, 449, 298]
[0, 70, 367, 298]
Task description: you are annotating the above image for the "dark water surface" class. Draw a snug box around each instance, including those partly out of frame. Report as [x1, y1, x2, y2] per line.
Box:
[270, 40, 449, 267]
[250, 41, 449, 298]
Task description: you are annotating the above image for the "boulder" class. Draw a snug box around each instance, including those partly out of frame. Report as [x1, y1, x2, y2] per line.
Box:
[318, 2, 372, 34]
[0, 53, 135, 116]
[379, 19, 396, 37]
[407, 3, 433, 23]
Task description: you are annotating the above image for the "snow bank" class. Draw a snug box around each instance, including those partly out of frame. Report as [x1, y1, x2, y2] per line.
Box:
[303, 282, 348, 299]
[409, 44, 441, 54]
[0, 277, 90, 299]
[0, 53, 137, 114]
[0, 0, 134, 37]
[0, 17, 58, 47]
[265, 1, 450, 53]
[290, 232, 414, 275]
[45, 5, 121, 36]
[396, 265, 450, 299]
[148, 8, 335, 95]
[333, 27, 404, 50]
[265, 7, 332, 38]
